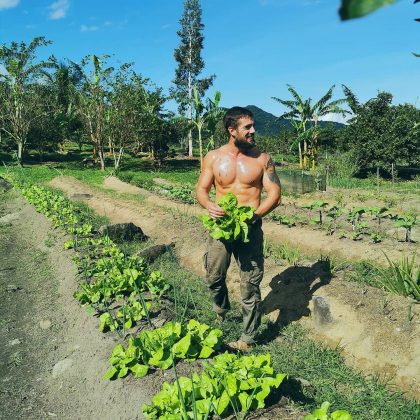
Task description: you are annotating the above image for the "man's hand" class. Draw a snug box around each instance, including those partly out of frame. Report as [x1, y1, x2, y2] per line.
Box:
[207, 202, 225, 219]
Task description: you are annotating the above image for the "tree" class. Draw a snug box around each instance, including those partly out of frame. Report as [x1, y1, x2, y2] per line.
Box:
[272, 85, 347, 169]
[192, 87, 223, 168]
[341, 91, 420, 174]
[172, 0, 215, 157]
[0, 37, 55, 163]
[73, 54, 114, 170]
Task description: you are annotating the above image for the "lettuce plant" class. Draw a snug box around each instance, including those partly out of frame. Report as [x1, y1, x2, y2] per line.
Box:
[200, 193, 254, 243]
[143, 352, 286, 419]
[104, 320, 223, 380]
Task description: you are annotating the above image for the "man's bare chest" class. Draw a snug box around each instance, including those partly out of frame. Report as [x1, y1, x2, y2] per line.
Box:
[213, 156, 263, 186]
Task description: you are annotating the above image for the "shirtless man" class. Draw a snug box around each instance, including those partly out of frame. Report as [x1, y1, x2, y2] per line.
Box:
[196, 106, 281, 352]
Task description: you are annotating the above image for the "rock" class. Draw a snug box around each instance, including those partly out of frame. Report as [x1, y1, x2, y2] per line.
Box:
[71, 193, 92, 200]
[99, 223, 148, 242]
[135, 243, 174, 263]
[81, 158, 96, 168]
[0, 213, 20, 224]
[312, 296, 333, 325]
[52, 358, 73, 378]
[9, 339, 22, 346]
[39, 320, 52, 330]
[0, 176, 13, 192]
[6, 284, 20, 292]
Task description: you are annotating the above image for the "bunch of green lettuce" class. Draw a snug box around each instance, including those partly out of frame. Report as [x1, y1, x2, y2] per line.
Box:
[200, 193, 255, 243]
[104, 320, 223, 380]
[143, 352, 286, 419]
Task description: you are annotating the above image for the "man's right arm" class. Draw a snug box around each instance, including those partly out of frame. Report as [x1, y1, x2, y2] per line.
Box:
[195, 151, 225, 218]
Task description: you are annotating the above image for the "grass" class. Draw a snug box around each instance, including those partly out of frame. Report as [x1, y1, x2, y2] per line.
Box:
[327, 174, 420, 194]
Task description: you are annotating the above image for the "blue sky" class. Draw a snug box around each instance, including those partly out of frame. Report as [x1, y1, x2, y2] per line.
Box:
[0, 0, 418, 122]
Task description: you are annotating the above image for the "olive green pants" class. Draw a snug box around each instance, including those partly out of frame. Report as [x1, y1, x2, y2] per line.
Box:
[203, 220, 264, 344]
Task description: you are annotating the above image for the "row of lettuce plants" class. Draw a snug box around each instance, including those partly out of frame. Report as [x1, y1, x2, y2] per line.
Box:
[6, 173, 350, 419]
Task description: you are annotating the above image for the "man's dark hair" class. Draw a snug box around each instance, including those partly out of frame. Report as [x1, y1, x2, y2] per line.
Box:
[223, 106, 253, 134]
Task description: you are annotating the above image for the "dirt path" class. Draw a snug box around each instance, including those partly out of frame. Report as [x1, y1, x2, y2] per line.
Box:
[48, 176, 420, 401]
[0, 190, 157, 419]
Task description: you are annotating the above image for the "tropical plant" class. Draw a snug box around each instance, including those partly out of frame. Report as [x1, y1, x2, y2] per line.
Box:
[0, 37, 56, 163]
[272, 85, 347, 169]
[72, 54, 114, 170]
[192, 86, 223, 168]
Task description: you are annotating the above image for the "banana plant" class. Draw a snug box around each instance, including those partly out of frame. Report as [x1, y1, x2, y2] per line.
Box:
[192, 86, 223, 168]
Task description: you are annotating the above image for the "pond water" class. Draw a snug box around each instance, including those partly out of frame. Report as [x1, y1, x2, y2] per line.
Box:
[278, 169, 326, 194]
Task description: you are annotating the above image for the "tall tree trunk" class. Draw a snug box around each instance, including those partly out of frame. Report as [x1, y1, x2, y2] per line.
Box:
[17, 141, 23, 164]
[187, 36, 193, 157]
[198, 125, 203, 169]
[298, 141, 303, 169]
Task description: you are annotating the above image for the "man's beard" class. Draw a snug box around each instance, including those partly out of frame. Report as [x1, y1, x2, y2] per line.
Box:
[234, 135, 255, 150]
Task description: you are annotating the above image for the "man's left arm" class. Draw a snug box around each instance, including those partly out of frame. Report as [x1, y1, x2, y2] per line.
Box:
[253, 155, 281, 219]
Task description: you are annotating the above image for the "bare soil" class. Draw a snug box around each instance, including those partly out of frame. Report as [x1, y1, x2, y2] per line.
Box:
[47, 175, 420, 401]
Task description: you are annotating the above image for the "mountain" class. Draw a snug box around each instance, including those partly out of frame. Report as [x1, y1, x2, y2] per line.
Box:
[245, 105, 345, 137]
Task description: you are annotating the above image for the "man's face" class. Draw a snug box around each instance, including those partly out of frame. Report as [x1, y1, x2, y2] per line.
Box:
[231, 116, 256, 149]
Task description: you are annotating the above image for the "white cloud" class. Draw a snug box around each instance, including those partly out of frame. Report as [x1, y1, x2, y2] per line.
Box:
[48, 0, 69, 20]
[0, 0, 19, 10]
[80, 24, 98, 32]
[319, 112, 350, 125]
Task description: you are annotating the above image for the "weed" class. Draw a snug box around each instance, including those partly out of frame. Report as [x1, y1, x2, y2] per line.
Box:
[8, 351, 23, 367]
[271, 243, 301, 266]
[375, 253, 419, 301]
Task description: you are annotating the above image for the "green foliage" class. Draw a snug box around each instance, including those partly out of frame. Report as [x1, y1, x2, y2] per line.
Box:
[392, 212, 417, 242]
[104, 319, 223, 380]
[375, 254, 420, 301]
[99, 297, 151, 332]
[342, 92, 420, 174]
[302, 200, 329, 225]
[339, 0, 396, 20]
[305, 401, 351, 420]
[142, 352, 286, 419]
[200, 193, 254, 243]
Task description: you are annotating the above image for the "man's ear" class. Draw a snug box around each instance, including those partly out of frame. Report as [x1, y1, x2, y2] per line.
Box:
[227, 126, 236, 137]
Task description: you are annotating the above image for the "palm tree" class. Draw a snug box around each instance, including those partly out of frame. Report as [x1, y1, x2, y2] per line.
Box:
[0, 37, 56, 163]
[309, 85, 349, 169]
[272, 84, 348, 169]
